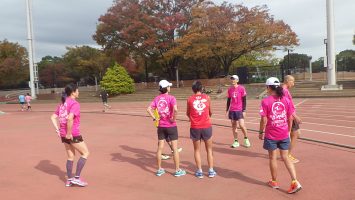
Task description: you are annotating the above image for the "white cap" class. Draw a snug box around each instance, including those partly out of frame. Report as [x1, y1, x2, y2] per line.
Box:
[265, 77, 281, 86]
[159, 80, 172, 88]
[230, 75, 239, 80]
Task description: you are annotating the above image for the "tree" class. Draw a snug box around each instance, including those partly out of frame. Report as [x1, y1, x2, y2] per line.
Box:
[37, 56, 71, 87]
[336, 50, 355, 72]
[93, 0, 201, 79]
[311, 57, 325, 73]
[63, 46, 112, 85]
[0, 39, 29, 88]
[171, 2, 298, 75]
[100, 63, 135, 95]
[279, 53, 310, 74]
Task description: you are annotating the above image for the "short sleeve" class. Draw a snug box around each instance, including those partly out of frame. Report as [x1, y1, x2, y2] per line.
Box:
[69, 102, 80, 117]
[171, 96, 177, 106]
[54, 105, 60, 115]
[242, 86, 247, 97]
[150, 98, 157, 109]
[227, 88, 231, 98]
[259, 100, 267, 117]
[287, 99, 295, 118]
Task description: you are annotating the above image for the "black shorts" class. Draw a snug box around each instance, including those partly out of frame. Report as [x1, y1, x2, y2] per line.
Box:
[157, 126, 178, 142]
[190, 127, 212, 141]
[291, 121, 300, 132]
[20, 102, 25, 105]
[61, 135, 84, 144]
[263, 137, 290, 151]
[229, 111, 244, 121]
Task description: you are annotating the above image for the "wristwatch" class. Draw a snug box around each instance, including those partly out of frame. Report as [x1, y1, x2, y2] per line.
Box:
[258, 130, 264, 134]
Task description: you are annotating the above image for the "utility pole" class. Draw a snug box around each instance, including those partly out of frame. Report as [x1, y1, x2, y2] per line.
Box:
[26, 0, 37, 98]
[322, 0, 342, 90]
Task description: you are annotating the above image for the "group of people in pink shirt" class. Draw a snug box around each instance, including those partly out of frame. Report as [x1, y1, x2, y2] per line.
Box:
[49, 75, 302, 194]
[146, 75, 302, 194]
[18, 93, 32, 111]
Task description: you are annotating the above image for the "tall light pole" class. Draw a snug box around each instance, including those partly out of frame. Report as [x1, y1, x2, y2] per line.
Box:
[26, 0, 37, 98]
[322, 0, 342, 90]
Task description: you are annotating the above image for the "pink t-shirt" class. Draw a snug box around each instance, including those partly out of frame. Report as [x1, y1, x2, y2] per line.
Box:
[227, 85, 247, 111]
[282, 86, 296, 111]
[25, 95, 32, 103]
[150, 94, 177, 128]
[54, 97, 81, 137]
[259, 95, 295, 140]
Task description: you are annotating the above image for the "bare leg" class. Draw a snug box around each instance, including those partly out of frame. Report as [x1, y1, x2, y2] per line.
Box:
[268, 150, 278, 181]
[193, 140, 202, 171]
[289, 130, 299, 155]
[170, 140, 180, 171]
[156, 140, 165, 169]
[238, 119, 248, 138]
[231, 120, 238, 139]
[204, 138, 214, 169]
[280, 149, 297, 180]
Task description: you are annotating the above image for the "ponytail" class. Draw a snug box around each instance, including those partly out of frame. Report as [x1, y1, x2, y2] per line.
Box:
[268, 85, 284, 98]
[61, 91, 67, 104]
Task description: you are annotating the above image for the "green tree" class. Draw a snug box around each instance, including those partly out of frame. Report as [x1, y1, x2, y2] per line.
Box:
[63, 46, 112, 85]
[0, 39, 29, 88]
[336, 49, 355, 72]
[37, 56, 71, 87]
[279, 53, 310, 74]
[100, 63, 135, 95]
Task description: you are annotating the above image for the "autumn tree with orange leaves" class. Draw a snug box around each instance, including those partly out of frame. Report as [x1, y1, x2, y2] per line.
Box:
[167, 2, 299, 75]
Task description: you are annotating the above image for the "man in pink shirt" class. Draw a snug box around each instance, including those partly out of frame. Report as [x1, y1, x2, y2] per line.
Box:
[259, 77, 302, 194]
[147, 80, 186, 177]
[282, 75, 302, 163]
[226, 75, 251, 148]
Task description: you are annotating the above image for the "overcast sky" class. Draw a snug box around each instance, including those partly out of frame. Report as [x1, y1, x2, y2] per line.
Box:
[0, 0, 354, 62]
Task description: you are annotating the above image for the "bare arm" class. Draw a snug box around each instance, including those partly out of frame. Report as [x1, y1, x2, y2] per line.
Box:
[172, 105, 178, 122]
[259, 116, 267, 140]
[186, 100, 190, 120]
[66, 113, 74, 139]
[146, 106, 156, 120]
[50, 114, 60, 136]
[209, 96, 212, 117]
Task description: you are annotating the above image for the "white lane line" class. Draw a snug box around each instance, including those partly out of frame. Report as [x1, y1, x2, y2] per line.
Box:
[301, 129, 355, 138]
[295, 99, 308, 107]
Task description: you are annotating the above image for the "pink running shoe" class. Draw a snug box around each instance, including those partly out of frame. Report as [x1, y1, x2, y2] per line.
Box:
[71, 177, 88, 187]
[65, 178, 73, 187]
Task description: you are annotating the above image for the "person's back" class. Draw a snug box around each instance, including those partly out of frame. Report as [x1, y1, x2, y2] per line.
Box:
[100, 90, 108, 101]
[187, 93, 211, 129]
[19, 95, 25, 102]
[260, 95, 294, 141]
[152, 93, 177, 127]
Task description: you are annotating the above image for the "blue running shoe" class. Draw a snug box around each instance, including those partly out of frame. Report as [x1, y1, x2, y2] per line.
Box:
[208, 169, 217, 178]
[156, 168, 165, 176]
[195, 170, 203, 179]
[174, 169, 186, 177]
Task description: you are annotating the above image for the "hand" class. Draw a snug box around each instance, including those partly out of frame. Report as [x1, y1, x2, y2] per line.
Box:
[65, 134, 73, 140]
[295, 116, 302, 124]
[55, 129, 60, 137]
[259, 132, 264, 140]
[243, 112, 247, 118]
[226, 111, 229, 118]
[170, 118, 176, 123]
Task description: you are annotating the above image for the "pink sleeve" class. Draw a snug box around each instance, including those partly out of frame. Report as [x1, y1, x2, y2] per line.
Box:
[242, 86, 247, 97]
[259, 100, 267, 117]
[287, 99, 295, 118]
[227, 88, 231, 98]
[171, 96, 177, 106]
[150, 99, 156, 109]
[69, 102, 80, 117]
[54, 105, 60, 115]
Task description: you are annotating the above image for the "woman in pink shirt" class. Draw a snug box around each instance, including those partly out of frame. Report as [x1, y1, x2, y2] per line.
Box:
[258, 77, 302, 194]
[25, 93, 32, 111]
[147, 80, 186, 177]
[50, 84, 90, 187]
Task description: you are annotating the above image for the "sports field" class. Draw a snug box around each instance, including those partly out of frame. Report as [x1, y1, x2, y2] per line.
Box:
[0, 98, 354, 200]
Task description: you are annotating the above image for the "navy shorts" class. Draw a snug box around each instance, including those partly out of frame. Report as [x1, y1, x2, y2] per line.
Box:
[190, 127, 212, 141]
[291, 121, 300, 132]
[263, 137, 290, 151]
[61, 135, 84, 144]
[157, 126, 178, 142]
[228, 111, 244, 121]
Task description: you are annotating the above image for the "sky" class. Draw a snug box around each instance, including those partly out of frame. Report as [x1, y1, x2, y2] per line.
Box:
[0, 0, 354, 62]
